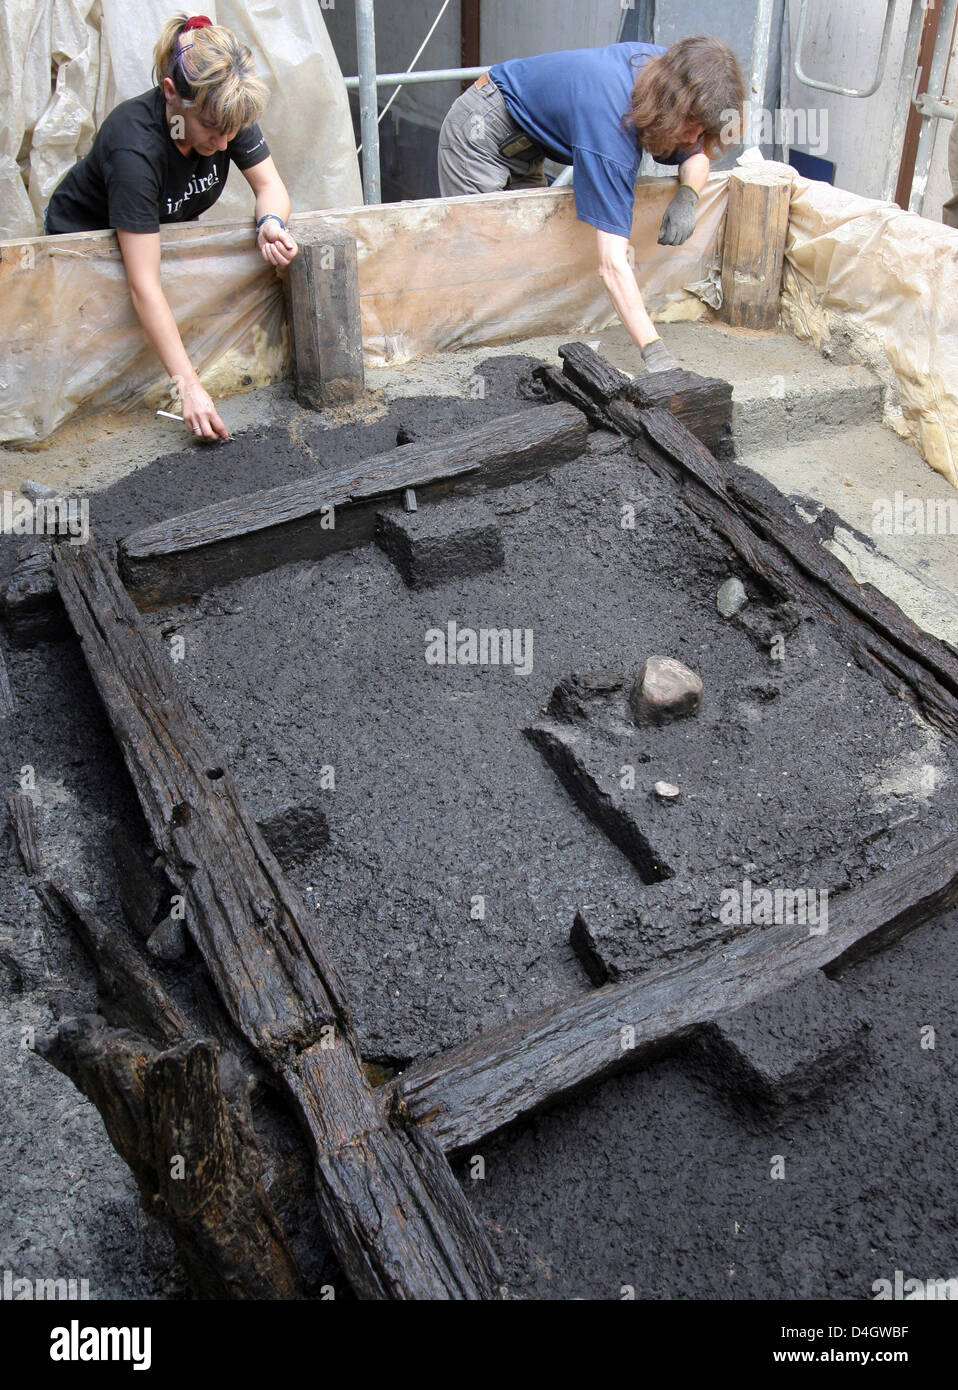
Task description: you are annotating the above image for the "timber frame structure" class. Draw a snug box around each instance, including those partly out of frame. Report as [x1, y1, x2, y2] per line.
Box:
[7, 343, 958, 1300]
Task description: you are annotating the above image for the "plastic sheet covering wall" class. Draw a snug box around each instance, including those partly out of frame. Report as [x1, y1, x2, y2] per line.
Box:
[2, 0, 361, 239]
[782, 176, 958, 490]
[309, 175, 728, 366]
[0, 223, 288, 444]
[0, 177, 728, 445]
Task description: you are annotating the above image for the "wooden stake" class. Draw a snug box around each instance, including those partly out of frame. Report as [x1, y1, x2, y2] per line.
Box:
[720, 167, 793, 331]
[286, 227, 365, 408]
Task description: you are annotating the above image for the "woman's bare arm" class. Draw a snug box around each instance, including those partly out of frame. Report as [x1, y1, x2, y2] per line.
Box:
[241, 156, 299, 268]
[116, 228, 228, 440]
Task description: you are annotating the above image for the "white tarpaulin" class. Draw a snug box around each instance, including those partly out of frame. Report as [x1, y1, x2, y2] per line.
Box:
[0, 178, 728, 444]
[1, 0, 361, 239]
[782, 176, 958, 490]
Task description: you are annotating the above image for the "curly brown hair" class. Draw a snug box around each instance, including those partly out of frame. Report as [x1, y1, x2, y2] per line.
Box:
[624, 36, 746, 160]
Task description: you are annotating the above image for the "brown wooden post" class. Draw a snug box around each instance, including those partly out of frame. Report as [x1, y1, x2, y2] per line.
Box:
[720, 167, 793, 331]
[286, 225, 365, 408]
[461, 0, 481, 91]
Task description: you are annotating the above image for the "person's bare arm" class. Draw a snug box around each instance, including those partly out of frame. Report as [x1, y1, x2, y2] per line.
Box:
[595, 229, 657, 350]
[679, 150, 710, 195]
[241, 156, 299, 268]
[116, 229, 228, 440]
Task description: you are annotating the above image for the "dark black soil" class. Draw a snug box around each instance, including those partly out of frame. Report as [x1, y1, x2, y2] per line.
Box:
[2, 356, 956, 1300]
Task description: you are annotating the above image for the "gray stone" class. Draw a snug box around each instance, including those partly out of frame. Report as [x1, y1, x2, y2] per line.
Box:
[145, 916, 188, 963]
[21, 480, 58, 502]
[629, 655, 703, 724]
[717, 577, 747, 617]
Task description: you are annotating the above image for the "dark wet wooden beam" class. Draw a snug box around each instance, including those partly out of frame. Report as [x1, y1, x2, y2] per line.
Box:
[52, 537, 500, 1301]
[388, 835, 958, 1153]
[119, 403, 587, 608]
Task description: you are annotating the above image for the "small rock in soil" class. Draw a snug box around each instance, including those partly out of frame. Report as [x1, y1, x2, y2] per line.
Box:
[21, 481, 58, 502]
[146, 917, 188, 964]
[653, 781, 681, 801]
[717, 576, 747, 617]
[629, 655, 703, 724]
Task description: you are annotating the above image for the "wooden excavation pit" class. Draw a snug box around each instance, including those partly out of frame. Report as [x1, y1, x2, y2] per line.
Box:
[4, 344, 958, 1301]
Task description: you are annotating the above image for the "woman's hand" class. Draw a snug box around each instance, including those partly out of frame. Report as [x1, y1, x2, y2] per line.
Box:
[177, 374, 230, 441]
[243, 157, 297, 269]
[257, 218, 298, 269]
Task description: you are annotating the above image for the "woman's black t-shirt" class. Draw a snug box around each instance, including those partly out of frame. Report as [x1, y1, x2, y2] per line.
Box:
[46, 86, 270, 234]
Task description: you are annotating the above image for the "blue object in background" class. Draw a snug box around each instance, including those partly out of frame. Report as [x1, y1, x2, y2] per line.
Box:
[788, 149, 836, 184]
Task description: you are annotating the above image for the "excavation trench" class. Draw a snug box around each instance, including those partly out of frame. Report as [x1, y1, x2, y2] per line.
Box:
[2, 353, 957, 1300]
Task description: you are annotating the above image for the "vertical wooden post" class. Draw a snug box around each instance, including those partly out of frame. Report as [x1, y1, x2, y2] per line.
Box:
[287, 225, 365, 408]
[720, 166, 793, 331]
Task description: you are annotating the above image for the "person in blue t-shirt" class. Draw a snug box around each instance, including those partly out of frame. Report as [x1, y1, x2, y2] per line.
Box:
[438, 36, 745, 373]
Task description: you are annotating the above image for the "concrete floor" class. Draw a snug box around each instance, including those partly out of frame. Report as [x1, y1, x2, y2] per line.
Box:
[2, 318, 956, 643]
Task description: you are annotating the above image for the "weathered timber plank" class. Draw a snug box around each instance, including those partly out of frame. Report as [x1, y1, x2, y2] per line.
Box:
[286, 229, 365, 408]
[40, 1022, 304, 1299]
[558, 342, 632, 401]
[52, 537, 500, 1300]
[7, 792, 41, 876]
[37, 879, 193, 1049]
[2, 542, 66, 644]
[388, 835, 958, 1153]
[29, 845, 314, 1297]
[558, 341, 733, 455]
[119, 403, 587, 608]
[622, 368, 733, 458]
[530, 364, 621, 432]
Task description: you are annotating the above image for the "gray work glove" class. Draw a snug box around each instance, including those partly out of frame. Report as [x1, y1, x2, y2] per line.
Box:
[657, 184, 699, 246]
[641, 337, 679, 374]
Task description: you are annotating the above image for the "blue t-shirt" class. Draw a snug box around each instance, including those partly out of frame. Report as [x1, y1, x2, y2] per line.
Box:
[489, 42, 699, 238]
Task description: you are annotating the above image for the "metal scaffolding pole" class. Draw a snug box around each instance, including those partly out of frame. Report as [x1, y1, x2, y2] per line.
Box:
[355, 0, 381, 204]
[882, 0, 928, 202]
[343, 66, 486, 89]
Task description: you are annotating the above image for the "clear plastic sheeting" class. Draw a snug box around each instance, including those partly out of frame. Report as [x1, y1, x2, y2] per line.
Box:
[0, 224, 287, 445]
[2, 0, 361, 238]
[309, 176, 729, 367]
[0, 178, 729, 444]
[1, 0, 102, 240]
[782, 176, 958, 490]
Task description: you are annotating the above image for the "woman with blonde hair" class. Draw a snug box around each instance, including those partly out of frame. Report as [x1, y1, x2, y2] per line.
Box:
[438, 36, 745, 373]
[46, 13, 298, 440]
